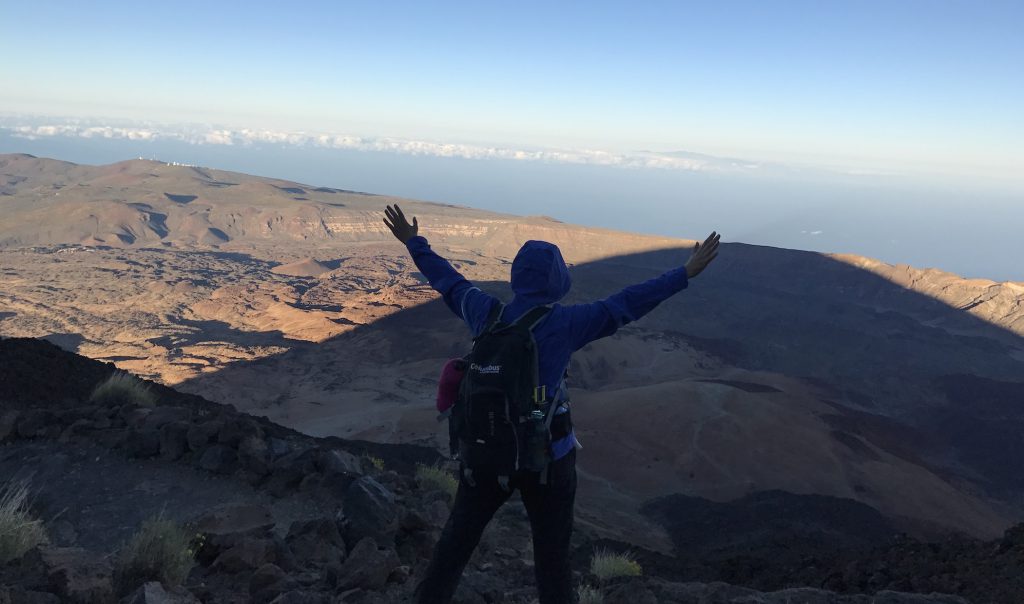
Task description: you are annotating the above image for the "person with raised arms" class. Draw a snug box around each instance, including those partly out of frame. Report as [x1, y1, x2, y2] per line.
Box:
[383, 204, 719, 604]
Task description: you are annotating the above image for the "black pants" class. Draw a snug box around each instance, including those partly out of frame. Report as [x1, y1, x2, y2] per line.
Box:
[414, 449, 577, 604]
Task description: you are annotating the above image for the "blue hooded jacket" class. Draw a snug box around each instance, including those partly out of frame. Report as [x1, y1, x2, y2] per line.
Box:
[406, 236, 689, 460]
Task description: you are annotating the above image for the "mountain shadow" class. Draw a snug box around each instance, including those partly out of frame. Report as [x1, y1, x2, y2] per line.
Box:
[177, 240, 1024, 537]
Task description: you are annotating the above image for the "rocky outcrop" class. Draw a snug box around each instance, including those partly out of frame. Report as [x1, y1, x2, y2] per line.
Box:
[37, 548, 113, 604]
[120, 582, 201, 604]
[342, 477, 399, 545]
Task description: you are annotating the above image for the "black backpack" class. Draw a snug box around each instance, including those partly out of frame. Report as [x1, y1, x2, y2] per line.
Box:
[450, 303, 556, 487]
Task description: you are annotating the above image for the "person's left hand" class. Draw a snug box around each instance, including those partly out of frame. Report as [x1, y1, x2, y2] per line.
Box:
[685, 231, 720, 278]
[383, 204, 419, 244]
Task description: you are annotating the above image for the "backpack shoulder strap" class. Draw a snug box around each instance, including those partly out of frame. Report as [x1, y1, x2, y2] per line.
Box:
[512, 305, 551, 331]
[478, 301, 504, 337]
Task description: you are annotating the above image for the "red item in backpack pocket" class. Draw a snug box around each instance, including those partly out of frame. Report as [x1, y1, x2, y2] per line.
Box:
[436, 358, 467, 414]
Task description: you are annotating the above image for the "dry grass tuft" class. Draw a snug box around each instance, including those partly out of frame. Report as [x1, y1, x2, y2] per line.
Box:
[364, 455, 385, 472]
[415, 463, 458, 499]
[578, 584, 604, 604]
[590, 548, 642, 581]
[113, 515, 195, 595]
[90, 371, 158, 408]
[0, 482, 47, 564]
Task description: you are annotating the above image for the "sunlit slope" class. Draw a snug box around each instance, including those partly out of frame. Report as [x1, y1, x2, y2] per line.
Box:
[0, 153, 686, 257]
[2, 154, 1019, 336]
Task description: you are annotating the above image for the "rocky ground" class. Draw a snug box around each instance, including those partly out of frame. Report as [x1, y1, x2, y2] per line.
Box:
[2, 337, 1023, 603]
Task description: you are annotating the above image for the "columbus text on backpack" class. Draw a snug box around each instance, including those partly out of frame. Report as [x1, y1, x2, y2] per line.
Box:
[441, 302, 557, 490]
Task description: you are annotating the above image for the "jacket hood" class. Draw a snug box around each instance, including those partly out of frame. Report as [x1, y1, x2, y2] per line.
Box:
[510, 240, 571, 304]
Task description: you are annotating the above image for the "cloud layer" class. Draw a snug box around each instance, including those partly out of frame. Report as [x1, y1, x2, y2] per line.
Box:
[0, 116, 757, 173]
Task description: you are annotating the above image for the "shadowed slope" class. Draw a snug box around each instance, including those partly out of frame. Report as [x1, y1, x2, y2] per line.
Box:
[177, 244, 1024, 540]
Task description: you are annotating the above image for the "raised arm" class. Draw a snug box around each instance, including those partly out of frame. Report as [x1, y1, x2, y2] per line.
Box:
[566, 232, 720, 350]
[384, 204, 498, 334]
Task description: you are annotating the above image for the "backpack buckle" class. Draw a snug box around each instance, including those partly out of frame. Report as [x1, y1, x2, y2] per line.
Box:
[532, 385, 547, 404]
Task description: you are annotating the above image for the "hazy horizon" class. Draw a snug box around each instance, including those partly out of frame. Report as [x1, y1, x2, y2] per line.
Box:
[2, 129, 1021, 283]
[2, 1, 1021, 281]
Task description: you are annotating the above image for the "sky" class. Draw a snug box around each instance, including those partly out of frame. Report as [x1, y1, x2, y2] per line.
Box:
[1, 0, 1023, 279]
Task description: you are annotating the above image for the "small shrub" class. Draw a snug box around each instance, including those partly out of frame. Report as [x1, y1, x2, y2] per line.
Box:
[415, 463, 458, 499]
[0, 482, 47, 563]
[90, 372, 158, 408]
[590, 548, 642, 581]
[113, 515, 195, 595]
[365, 455, 385, 472]
[578, 584, 604, 604]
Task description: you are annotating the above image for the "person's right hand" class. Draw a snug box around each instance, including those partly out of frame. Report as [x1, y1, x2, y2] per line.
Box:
[685, 232, 720, 278]
[383, 204, 419, 244]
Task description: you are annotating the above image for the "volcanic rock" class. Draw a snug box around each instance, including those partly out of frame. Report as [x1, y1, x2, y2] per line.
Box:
[285, 518, 346, 568]
[185, 420, 222, 452]
[38, 546, 114, 604]
[342, 476, 399, 545]
[334, 538, 400, 591]
[120, 582, 201, 604]
[249, 563, 298, 604]
[197, 444, 238, 474]
[159, 421, 190, 461]
[123, 430, 161, 458]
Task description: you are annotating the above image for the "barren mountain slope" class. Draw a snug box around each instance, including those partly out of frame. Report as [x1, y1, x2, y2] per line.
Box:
[2, 154, 1023, 544]
[7, 337, 1022, 603]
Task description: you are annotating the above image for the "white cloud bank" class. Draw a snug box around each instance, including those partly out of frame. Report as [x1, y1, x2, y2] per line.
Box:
[0, 116, 757, 173]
